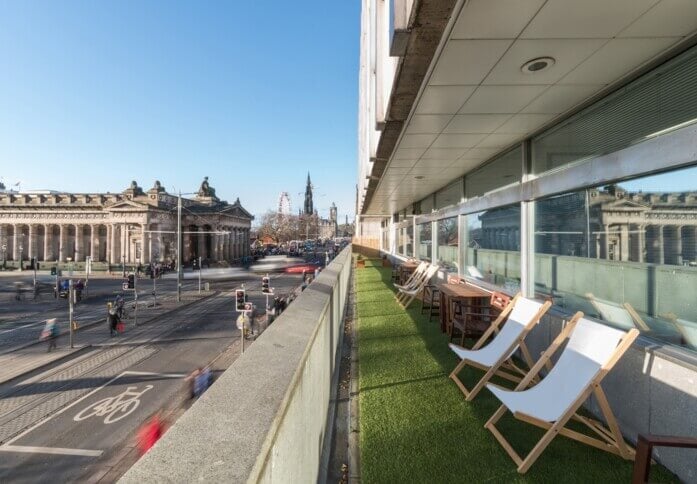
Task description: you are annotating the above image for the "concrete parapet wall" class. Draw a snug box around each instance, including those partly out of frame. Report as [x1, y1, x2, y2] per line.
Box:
[120, 246, 352, 483]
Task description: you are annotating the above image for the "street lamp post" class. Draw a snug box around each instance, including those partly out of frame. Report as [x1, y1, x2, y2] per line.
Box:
[19, 245, 23, 271]
[177, 191, 182, 302]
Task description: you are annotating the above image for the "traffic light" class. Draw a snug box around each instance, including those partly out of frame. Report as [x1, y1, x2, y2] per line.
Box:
[127, 274, 135, 289]
[50, 267, 57, 276]
[192, 258, 200, 270]
[262, 276, 270, 294]
[235, 289, 246, 312]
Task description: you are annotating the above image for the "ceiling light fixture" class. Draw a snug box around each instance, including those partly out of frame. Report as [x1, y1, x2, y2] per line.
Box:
[521, 57, 555, 74]
[414, 175, 425, 180]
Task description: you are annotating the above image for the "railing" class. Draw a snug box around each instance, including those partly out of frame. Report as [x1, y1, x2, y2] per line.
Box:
[121, 246, 353, 483]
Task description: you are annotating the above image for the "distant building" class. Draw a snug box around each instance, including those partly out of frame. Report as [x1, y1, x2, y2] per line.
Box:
[0, 178, 253, 266]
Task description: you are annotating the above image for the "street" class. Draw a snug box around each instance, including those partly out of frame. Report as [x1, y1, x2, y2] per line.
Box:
[0, 267, 304, 483]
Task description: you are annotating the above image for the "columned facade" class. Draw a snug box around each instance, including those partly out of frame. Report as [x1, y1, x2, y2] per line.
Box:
[0, 179, 254, 267]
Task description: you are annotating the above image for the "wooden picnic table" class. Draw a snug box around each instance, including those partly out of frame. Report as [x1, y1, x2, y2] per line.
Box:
[438, 283, 490, 333]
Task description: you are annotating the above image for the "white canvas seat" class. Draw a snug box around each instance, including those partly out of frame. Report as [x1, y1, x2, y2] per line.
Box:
[586, 293, 650, 331]
[485, 316, 639, 474]
[448, 295, 551, 401]
[396, 264, 439, 309]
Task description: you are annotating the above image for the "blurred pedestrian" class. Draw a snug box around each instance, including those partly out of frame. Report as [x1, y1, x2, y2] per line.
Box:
[107, 303, 119, 336]
[137, 411, 164, 455]
[41, 318, 59, 352]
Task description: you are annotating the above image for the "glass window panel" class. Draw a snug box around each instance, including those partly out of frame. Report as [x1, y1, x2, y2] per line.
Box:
[406, 223, 413, 257]
[534, 164, 697, 353]
[435, 179, 463, 209]
[437, 217, 458, 272]
[465, 146, 522, 198]
[533, 44, 697, 175]
[382, 227, 389, 252]
[416, 222, 432, 261]
[465, 205, 520, 291]
[397, 227, 406, 255]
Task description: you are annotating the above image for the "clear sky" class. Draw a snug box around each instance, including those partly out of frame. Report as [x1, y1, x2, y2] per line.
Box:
[0, 1, 360, 222]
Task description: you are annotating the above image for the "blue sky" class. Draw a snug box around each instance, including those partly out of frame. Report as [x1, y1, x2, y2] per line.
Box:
[0, 1, 360, 222]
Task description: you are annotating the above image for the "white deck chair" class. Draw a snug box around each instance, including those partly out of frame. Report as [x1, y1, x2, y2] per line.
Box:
[394, 261, 428, 291]
[448, 295, 552, 401]
[397, 264, 439, 309]
[485, 316, 640, 474]
[586, 293, 650, 331]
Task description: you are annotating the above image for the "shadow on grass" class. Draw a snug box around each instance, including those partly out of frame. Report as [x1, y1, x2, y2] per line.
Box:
[354, 265, 679, 484]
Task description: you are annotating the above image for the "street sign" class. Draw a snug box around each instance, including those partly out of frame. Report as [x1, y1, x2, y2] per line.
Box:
[244, 302, 253, 312]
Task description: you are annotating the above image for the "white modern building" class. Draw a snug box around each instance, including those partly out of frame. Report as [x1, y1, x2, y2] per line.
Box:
[357, 0, 697, 480]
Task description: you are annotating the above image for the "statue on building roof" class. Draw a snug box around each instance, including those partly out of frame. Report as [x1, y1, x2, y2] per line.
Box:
[152, 180, 165, 192]
[198, 176, 216, 198]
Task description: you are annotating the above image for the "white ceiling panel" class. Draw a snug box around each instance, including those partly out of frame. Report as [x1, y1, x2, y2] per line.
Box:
[393, 148, 426, 159]
[432, 133, 486, 149]
[476, 133, 521, 149]
[450, 0, 546, 40]
[496, 113, 555, 133]
[521, 84, 602, 114]
[459, 85, 548, 113]
[620, 0, 697, 37]
[415, 86, 476, 114]
[462, 147, 501, 160]
[389, 158, 419, 167]
[400, 134, 437, 148]
[405, 114, 454, 134]
[560, 37, 681, 85]
[421, 147, 467, 160]
[417, 158, 458, 168]
[521, 0, 659, 39]
[430, 40, 512, 85]
[483, 39, 606, 85]
[443, 114, 511, 133]
[446, 158, 482, 175]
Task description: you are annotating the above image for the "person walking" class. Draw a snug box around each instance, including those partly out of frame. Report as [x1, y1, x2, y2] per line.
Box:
[107, 302, 119, 336]
[41, 318, 59, 352]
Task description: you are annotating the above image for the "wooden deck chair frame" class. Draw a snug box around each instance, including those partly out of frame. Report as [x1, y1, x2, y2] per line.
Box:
[394, 261, 428, 292]
[395, 264, 431, 303]
[485, 318, 640, 474]
[586, 292, 650, 331]
[397, 265, 439, 309]
[449, 295, 552, 401]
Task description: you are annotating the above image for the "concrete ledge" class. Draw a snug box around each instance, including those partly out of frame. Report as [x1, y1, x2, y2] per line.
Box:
[121, 247, 352, 483]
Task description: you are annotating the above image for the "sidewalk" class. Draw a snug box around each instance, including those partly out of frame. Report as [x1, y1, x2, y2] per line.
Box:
[0, 290, 217, 386]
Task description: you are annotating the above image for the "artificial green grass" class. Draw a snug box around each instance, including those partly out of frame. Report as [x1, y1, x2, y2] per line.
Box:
[355, 262, 678, 484]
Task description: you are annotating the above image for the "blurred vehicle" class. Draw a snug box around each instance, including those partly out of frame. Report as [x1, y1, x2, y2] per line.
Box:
[284, 262, 322, 274]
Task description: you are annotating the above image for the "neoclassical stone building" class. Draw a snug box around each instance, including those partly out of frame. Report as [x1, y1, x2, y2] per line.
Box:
[0, 178, 253, 266]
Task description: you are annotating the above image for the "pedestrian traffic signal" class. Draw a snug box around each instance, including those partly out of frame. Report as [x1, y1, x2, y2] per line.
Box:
[127, 274, 135, 289]
[50, 267, 57, 276]
[262, 276, 270, 294]
[235, 289, 246, 312]
[192, 258, 200, 270]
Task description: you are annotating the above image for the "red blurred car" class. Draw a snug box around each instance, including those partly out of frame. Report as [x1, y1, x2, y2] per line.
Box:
[284, 263, 322, 274]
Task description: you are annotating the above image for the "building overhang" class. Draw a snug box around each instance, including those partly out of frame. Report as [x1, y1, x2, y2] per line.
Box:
[362, 0, 697, 216]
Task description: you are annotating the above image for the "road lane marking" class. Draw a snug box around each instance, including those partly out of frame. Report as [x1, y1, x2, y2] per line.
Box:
[0, 444, 103, 457]
[74, 385, 154, 424]
[4, 371, 183, 445]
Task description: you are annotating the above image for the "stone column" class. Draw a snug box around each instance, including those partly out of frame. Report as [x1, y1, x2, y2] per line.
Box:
[232, 228, 238, 259]
[141, 224, 149, 264]
[108, 225, 115, 264]
[44, 225, 52, 261]
[637, 224, 646, 263]
[620, 224, 629, 262]
[28, 224, 38, 260]
[657, 226, 665, 265]
[58, 225, 66, 262]
[90, 225, 97, 262]
[75, 224, 84, 262]
[223, 230, 229, 262]
[12, 225, 20, 260]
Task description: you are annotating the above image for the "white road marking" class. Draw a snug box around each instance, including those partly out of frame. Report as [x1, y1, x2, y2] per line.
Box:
[3, 371, 183, 446]
[0, 445, 103, 457]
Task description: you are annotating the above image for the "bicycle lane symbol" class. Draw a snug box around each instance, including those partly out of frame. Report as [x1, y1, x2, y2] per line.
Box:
[73, 385, 154, 425]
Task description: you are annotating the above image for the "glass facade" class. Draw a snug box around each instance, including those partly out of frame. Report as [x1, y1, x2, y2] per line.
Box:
[397, 227, 406, 255]
[416, 222, 431, 261]
[466, 206, 521, 292]
[377, 44, 697, 354]
[534, 166, 697, 350]
[436, 217, 458, 272]
[465, 146, 521, 198]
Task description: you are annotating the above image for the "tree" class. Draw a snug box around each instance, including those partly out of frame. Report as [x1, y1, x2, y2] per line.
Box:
[256, 211, 300, 243]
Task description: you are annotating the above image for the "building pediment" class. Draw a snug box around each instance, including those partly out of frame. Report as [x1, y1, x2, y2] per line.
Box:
[105, 200, 149, 211]
[602, 200, 650, 211]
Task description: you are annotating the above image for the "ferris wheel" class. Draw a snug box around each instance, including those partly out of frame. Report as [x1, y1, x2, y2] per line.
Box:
[278, 192, 292, 215]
